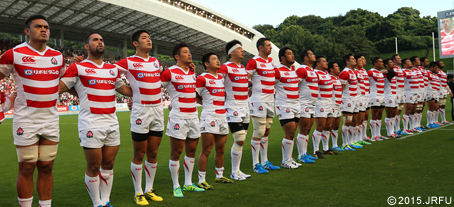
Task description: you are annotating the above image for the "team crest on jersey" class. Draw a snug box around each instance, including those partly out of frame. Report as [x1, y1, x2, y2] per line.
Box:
[109, 70, 115, 76]
[210, 121, 216, 127]
[136, 118, 142, 125]
[16, 127, 24, 135]
[258, 106, 263, 111]
[174, 124, 180, 130]
[286, 108, 290, 113]
[137, 73, 144, 79]
[86, 131, 93, 138]
[233, 111, 238, 116]
[305, 108, 309, 112]
[348, 103, 352, 107]
[51, 57, 58, 65]
[234, 76, 240, 81]
[88, 79, 96, 85]
[193, 75, 196, 81]
[24, 69, 33, 75]
[154, 63, 158, 68]
[320, 108, 324, 112]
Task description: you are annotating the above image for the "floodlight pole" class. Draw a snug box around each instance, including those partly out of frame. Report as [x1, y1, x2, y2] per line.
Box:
[395, 37, 398, 54]
[433, 32, 436, 61]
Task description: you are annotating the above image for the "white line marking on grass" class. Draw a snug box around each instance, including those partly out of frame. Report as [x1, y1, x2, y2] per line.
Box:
[397, 124, 453, 140]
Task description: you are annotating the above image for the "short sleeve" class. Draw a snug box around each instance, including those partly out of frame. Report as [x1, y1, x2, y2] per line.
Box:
[218, 64, 228, 78]
[338, 71, 349, 84]
[246, 59, 257, 75]
[59, 54, 65, 77]
[115, 58, 128, 75]
[0, 49, 14, 77]
[157, 60, 163, 73]
[196, 76, 205, 95]
[296, 67, 308, 81]
[161, 69, 171, 88]
[274, 68, 281, 80]
[60, 64, 79, 89]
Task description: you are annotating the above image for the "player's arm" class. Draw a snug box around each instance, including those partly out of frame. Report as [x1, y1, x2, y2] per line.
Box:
[338, 71, 348, 91]
[2, 92, 16, 112]
[246, 59, 256, 79]
[59, 64, 79, 94]
[0, 49, 14, 80]
[116, 85, 133, 97]
[195, 76, 205, 105]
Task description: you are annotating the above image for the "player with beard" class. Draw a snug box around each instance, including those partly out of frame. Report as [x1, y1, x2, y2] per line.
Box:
[436, 61, 452, 124]
[60, 33, 133, 207]
[382, 59, 399, 138]
[391, 54, 407, 135]
[357, 56, 372, 142]
[410, 56, 426, 132]
[353, 55, 372, 146]
[426, 62, 442, 128]
[327, 61, 345, 152]
[400, 58, 420, 134]
[368, 57, 388, 141]
[419, 57, 430, 128]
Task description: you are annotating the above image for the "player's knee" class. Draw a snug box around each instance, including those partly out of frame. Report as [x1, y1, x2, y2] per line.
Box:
[264, 128, 271, 137]
[16, 145, 38, 163]
[252, 118, 266, 138]
[38, 145, 58, 162]
[146, 148, 158, 160]
[232, 142, 243, 151]
[37, 161, 54, 174]
[265, 117, 273, 128]
[215, 145, 225, 155]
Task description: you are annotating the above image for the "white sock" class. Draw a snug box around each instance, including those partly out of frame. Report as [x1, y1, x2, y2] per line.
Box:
[169, 160, 180, 189]
[215, 167, 224, 179]
[341, 125, 349, 146]
[183, 156, 195, 186]
[18, 197, 33, 207]
[349, 126, 356, 144]
[385, 118, 392, 136]
[38, 200, 51, 207]
[99, 168, 114, 205]
[369, 120, 376, 138]
[331, 130, 338, 148]
[312, 130, 322, 154]
[281, 138, 294, 162]
[395, 114, 401, 131]
[432, 110, 437, 124]
[362, 120, 368, 138]
[296, 134, 308, 157]
[390, 117, 396, 134]
[251, 139, 260, 166]
[418, 113, 422, 127]
[260, 137, 269, 165]
[85, 174, 102, 206]
[435, 110, 440, 123]
[198, 171, 206, 183]
[356, 125, 362, 142]
[144, 161, 157, 192]
[130, 162, 143, 195]
[231, 147, 242, 173]
[427, 111, 432, 125]
[402, 115, 409, 131]
[409, 114, 415, 130]
[440, 108, 447, 122]
[376, 120, 382, 137]
[322, 131, 330, 151]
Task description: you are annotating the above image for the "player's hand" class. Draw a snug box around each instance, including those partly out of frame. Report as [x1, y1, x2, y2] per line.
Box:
[7, 91, 17, 109]
[70, 56, 84, 65]
[380, 69, 388, 74]
[168, 104, 172, 111]
[189, 63, 195, 72]
[127, 101, 132, 111]
[450, 92, 453, 97]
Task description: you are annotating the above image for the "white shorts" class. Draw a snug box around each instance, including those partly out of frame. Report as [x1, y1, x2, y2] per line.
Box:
[358, 96, 368, 111]
[397, 91, 405, 104]
[166, 117, 200, 140]
[315, 104, 334, 118]
[200, 117, 229, 135]
[250, 102, 274, 118]
[415, 93, 424, 103]
[341, 99, 359, 113]
[79, 124, 120, 148]
[130, 104, 164, 134]
[226, 104, 250, 123]
[385, 97, 398, 108]
[426, 91, 439, 102]
[13, 121, 60, 146]
[300, 103, 315, 118]
[404, 94, 418, 104]
[370, 97, 385, 107]
[275, 104, 300, 120]
[332, 104, 341, 118]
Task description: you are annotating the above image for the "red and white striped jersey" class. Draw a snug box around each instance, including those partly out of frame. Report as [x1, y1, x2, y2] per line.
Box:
[368, 69, 385, 99]
[196, 72, 226, 119]
[338, 68, 358, 100]
[394, 66, 405, 92]
[331, 75, 342, 105]
[116, 55, 162, 106]
[0, 42, 64, 123]
[411, 67, 424, 92]
[359, 68, 370, 95]
[274, 63, 299, 106]
[354, 69, 366, 95]
[0, 93, 5, 123]
[441, 29, 454, 56]
[419, 66, 429, 89]
[161, 65, 197, 119]
[246, 55, 275, 102]
[427, 71, 441, 93]
[296, 64, 318, 105]
[401, 68, 419, 94]
[437, 70, 448, 93]
[61, 60, 124, 129]
[218, 61, 248, 106]
[383, 74, 397, 99]
[315, 69, 333, 105]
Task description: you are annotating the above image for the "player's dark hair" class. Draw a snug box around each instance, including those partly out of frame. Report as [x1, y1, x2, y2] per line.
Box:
[436, 60, 444, 69]
[390, 54, 399, 61]
[202, 52, 217, 70]
[25, 14, 47, 29]
[371, 57, 381, 64]
[225, 39, 242, 59]
[354, 54, 363, 61]
[409, 56, 419, 64]
[383, 58, 392, 67]
[420, 57, 428, 65]
[256, 37, 270, 51]
[131, 30, 150, 49]
[401, 58, 410, 68]
[327, 61, 338, 74]
[279, 46, 292, 62]
[299, 50, 310, 63]
[172, 43, 189, 62]
[429, 61, 440, 68]
[343, 54, 353, 66]
[84, 32, 99, 44]
[314, 56, 326, 68]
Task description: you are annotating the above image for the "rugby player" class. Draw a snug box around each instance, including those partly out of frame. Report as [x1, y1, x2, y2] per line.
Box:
[353, 55, 372, 145]
[426, 62, 442, 128]
[328, 61, 345, 152]
[0, 92, 15, 124]
[383, 59, 399, 138]
[436, 61, 452, 124]
[391, 54, 406, 135]
[401, 58, 420, 134]
[368, 57, 388, 141]
[410, 56, 426, 132]
[60, 32, 133, 207]
[358, 57, 372, 141]
[0, 14, 65, 207]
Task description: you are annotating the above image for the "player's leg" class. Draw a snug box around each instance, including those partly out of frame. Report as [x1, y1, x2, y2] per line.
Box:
[261, 115, 279, 170]
[16, 142, 38, 207]
[313, 117, 326, 158]
[183, 138, 204, 192]
[385, 107, 396, 138]
[143, 132, 163, 202]
[297, 116, 317, 161]
[84, 147, 104, 207]
[197, 133, 214, 189]
[370, 107, 381, 141]
[280, 119, 300, 168]
[228, 122, 248, 180]
[363, 107, 371, 140]
[341, 113, 355, 150]
[169, 137, 185, 197]
[213, 134, 232, 183]
[377, 107, 388, 139]
[403, 103, 414, 134]
[36, 137, 58, 206]
[99, 145, 120, 206]
[322, 116, 338, 155]
[251, 114, 268, 173]
[130, 132, 148, 204]
[440, 98, 449, 124]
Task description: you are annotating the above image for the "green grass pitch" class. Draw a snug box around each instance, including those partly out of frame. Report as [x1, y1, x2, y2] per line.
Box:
[0, 102, 453, 206]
